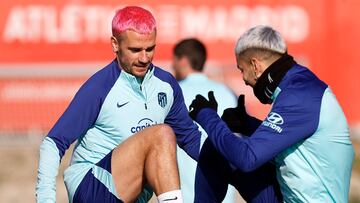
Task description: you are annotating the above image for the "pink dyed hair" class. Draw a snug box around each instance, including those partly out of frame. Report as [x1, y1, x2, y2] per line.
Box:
[112, 6, 156, 36]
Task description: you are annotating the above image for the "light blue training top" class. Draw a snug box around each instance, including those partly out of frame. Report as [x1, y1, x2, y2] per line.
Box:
[36, 60, 201, 202]
[196, 64, 354, 202]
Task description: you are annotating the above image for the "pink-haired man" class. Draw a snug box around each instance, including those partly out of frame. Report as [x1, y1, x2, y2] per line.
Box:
[36, 6, 201, 203]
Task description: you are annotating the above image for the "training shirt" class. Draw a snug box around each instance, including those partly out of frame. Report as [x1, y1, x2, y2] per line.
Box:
[195, 64, 354, 202]
[36, 60, 201, 202]
[177, 73, 237, 203]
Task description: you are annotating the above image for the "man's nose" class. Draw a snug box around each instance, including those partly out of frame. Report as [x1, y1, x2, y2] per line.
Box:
[139, 50, 149, 63]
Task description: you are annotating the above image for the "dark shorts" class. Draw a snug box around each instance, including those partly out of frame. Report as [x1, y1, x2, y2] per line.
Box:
[73, 150, 124, 203]
[72, 150, 153, 203]
[195, 139, 283, 203]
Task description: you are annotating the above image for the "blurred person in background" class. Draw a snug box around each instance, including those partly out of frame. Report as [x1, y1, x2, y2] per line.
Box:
[36, 6, 203, 203]
[189, 25, 354, 202]
[172, 38, 237, 203]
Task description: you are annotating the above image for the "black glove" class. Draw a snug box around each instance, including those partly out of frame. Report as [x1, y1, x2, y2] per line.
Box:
[221, 94, 262, 135]
[189, 91, 218, 120]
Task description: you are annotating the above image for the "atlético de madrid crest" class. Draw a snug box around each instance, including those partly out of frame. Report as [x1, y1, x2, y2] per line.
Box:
[158, 92, 167, 108]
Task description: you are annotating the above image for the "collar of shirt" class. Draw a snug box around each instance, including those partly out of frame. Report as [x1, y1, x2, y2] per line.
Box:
[184, 73, 208, 82]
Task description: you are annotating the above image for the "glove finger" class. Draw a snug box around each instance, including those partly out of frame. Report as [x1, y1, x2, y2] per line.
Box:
[208, 91, 216, 103]
[236, 94, 245, 111]
[189, 97, 197, 111]
[189, 103, 194, 112]
[188, 102, 198, 119]
[238, 94, 245, 106]
[221, 108, 235, 119]
[188, 109, 196, 120]
[189, 95, 203, 112]
[195, 94, 207, 101]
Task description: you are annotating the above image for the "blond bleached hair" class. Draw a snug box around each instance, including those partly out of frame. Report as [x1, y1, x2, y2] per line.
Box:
[235, 25, 287, 57]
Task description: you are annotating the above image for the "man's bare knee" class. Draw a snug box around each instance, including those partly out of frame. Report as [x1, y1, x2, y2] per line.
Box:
[151, 124, 176, 146]
[143, 124, 179, 195]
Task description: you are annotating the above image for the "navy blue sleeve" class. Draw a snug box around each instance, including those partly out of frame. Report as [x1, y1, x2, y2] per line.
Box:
[48, 62, 120, 158]
[195, 83, 324, 172]
[155, 68, 201, 161]
[48, 82, 102, 158]
[166, 79, 201, 160]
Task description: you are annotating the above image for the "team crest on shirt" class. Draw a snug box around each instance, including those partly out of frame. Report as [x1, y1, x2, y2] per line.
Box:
[158, 92, 167, 108]
[262, 112, 284, 133]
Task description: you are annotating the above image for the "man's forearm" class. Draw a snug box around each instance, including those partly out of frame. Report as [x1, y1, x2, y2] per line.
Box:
[36, 137, 61, 202]
[195, 108, 261, 172]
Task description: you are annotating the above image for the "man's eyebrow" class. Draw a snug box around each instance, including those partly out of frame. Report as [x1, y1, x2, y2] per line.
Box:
[128, 45, 156, 52]
[128, 47, 142, 51]
[146, 45, 156, 51]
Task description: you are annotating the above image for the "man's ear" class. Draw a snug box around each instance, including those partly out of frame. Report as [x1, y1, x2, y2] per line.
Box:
[180, 56, 191, 68]
[250, 57, 262, 78]
[111, 36, 119, 53]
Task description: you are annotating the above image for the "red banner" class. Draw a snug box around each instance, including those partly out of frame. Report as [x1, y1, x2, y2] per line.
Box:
[0, 0, 359, 134]
[0, 0, 317, 63]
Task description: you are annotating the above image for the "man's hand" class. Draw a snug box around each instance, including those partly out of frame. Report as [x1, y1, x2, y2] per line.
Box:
[189, 91, 218, 120]
[221, 94, 247, 133]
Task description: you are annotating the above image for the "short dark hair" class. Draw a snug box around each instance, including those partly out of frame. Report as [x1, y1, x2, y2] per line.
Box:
[173, 38, 207, 72]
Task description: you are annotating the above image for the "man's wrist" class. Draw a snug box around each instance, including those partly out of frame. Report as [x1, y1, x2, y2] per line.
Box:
[195, 108, 217, 122]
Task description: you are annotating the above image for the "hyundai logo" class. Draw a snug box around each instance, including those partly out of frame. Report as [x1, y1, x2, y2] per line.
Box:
[266, 112, 284, 125]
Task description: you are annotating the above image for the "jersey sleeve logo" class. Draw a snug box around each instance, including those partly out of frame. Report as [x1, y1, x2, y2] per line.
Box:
[158, 92, 167, 108]
[262, 112, 284, 133]
[267, 112, 284, 125]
